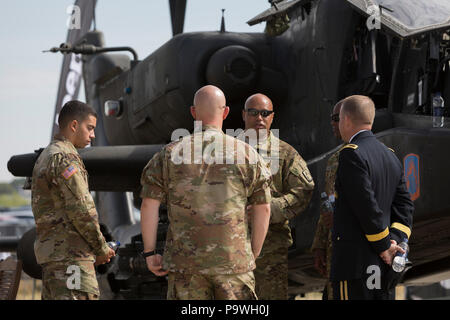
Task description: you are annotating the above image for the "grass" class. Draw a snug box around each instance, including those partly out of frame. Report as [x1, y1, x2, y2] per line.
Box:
[295, 291, 323, 300]
[294, 286, 406, 300]
[16, 273, 42, 300]
[13, 277, 404, 300]
[0, 193, 30, 208]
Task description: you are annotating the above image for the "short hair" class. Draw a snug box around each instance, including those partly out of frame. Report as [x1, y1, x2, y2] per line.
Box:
[341, 95, 375, 126]
[58, 100, 97, 129]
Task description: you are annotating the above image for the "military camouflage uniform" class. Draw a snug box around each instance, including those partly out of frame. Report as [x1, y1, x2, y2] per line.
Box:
[311, 150, 339, 300]
[140, 125, 272, 300]
[31, 134, 110, 300]
[239, 131, 315, 300]
[265, 14, 290, 37]
[167, 272, 257, 300]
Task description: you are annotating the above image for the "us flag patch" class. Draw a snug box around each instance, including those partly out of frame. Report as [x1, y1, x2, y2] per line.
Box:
[62, 165, 78, 180]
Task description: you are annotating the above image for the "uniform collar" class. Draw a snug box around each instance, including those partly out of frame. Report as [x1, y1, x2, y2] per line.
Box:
[53, 133, 78, 154]
[201, 124, 223, 133]
[349, 129, 371, 143]
[238, 129, 274, 151]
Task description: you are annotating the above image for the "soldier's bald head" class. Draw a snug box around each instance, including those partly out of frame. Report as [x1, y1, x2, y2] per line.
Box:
[331, 99, 345, 140]
[192, 85, 227, 120]
[242, 93, 275, 137]
[341, 95, 375, 126]
[333, 99, 345, 114]
[244, 93, 273, 111]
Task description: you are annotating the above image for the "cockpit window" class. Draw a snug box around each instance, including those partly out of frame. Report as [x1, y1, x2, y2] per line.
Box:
[376, 0, 450, 29]
[347, 0, 450, 37]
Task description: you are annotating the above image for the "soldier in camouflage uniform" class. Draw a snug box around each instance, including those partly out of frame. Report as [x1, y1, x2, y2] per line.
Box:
[31, 100, 115, 300]
[239, 94, 315, 300]
[311, 100, 344, 300]
[265, 13, 290, 37]
[140, 85, 272, 300]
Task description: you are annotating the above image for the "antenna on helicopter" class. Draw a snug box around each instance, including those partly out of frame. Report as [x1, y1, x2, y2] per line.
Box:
[92, 3, 97, 31]
[220, 9, 226, 33]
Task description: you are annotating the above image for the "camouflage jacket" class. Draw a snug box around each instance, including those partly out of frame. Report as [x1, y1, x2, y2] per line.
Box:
[141, 125, 272, 275]
[31, 135, 109, 264]
[311, 150, 339, 252]
[240, 131, 315, 248]
[265, 14, 290, 37]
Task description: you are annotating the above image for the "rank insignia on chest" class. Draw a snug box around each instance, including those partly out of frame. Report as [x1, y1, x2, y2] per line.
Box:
[62, 165, 78, 180]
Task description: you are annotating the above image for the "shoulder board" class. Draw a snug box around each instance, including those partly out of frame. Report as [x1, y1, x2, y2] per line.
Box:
[339, 144, 358, 151]
[388, 147, 395, 153]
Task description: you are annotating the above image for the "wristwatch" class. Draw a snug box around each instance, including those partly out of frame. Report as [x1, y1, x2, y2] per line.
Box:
[141, 250, 157, 258]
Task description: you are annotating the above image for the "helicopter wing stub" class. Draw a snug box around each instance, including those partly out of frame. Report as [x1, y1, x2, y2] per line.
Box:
[346, 0, 450, 38]
[7, 145, 165, 192]
[246, 0, 304, 26]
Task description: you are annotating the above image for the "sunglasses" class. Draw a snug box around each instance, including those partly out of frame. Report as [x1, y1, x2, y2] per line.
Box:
[331, 113, 339, 122]
[245, 109, 274, 118]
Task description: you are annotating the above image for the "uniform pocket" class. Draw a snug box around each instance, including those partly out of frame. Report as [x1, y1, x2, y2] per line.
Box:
[236, 271, 258, 300]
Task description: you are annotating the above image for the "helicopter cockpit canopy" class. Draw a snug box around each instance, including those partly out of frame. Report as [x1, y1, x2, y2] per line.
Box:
[347, 0, 450, 38]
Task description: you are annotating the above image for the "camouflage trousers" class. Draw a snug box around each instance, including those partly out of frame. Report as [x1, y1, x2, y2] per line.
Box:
[41, 260, 100, 300]
[325, 231, 333, 300]
[254, 246, 288, 300]
[167, 271, 258, 300]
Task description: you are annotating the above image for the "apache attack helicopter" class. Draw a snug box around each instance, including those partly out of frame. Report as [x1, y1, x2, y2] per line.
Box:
[6, 0, 450, 299]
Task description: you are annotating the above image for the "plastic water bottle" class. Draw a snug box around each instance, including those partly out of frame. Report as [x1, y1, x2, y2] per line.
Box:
[392, 239, 409, 273]
[320, 192, 333, 212]
[433, 92, 445, 127]
[107, 240, 121, 252]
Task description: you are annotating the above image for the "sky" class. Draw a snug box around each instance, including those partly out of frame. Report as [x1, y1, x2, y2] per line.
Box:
[0, 0, 267, 182]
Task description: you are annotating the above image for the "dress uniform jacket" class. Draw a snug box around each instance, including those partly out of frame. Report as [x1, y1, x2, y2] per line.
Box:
[330, 130, 414, 282]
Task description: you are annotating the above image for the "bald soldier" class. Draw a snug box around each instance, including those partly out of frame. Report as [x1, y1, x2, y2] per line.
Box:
[140, 85, 272, 300]
[239, 93, 315, 300]
[311, 99, 344, 300]
[31, 100, 115, 300]
[331, 95, 413, 300]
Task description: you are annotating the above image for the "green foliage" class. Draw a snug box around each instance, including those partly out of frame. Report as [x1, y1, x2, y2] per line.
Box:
[0, 183, 16, 195]
[0, 179, 30, 208]
[10, 178, 26, 190]
[0, 193, 30, 207]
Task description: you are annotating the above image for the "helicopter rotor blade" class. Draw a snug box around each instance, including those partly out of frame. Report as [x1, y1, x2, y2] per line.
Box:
[169, 0, 187, 36]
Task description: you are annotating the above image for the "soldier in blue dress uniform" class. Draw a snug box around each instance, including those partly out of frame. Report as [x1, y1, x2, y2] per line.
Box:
[331, 95, 414, 300]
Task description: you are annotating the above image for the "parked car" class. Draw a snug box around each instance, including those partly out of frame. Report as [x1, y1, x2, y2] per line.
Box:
[0, 206, 35, 239]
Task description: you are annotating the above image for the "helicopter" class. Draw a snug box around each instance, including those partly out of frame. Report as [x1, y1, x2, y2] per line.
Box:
[5, 0, 450, 299]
